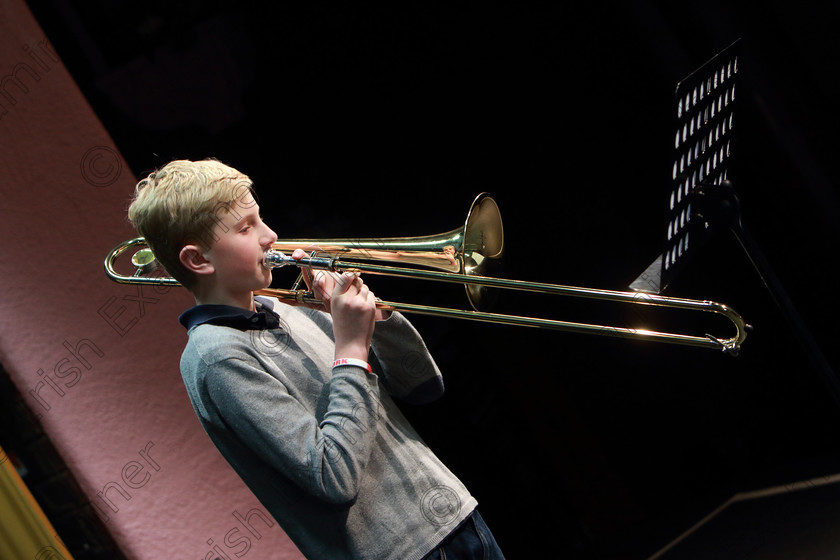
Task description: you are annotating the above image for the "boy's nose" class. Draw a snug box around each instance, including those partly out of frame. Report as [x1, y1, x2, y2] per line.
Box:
[261, 225, 278, 246]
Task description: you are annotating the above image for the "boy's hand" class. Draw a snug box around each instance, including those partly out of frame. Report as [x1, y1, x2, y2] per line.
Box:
[291, 249, 378, 361]
[293, 249, 391, 321]
[328, 271, 377, 362]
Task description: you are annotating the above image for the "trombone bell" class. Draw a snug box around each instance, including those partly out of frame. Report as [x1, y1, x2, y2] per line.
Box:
[268, 193, 503, 310]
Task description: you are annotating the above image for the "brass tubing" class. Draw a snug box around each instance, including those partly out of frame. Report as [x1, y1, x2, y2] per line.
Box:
[104, 192, 750, 355]
[259, 256, 749, 354]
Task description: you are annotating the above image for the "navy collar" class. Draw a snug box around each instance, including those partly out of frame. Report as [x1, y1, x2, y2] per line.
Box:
[178, 296, 281, 331]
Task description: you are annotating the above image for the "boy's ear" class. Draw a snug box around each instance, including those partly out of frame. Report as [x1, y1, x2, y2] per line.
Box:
[179, 244, 214, 276]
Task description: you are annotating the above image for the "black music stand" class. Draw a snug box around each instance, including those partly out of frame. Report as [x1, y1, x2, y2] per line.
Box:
[630, 39, 839, 402]
[631, 39, 741, 294]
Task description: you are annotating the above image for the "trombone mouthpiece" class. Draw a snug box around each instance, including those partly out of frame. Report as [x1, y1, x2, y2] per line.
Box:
[263, 250, 292, 269]
[263, 250, 337, 271]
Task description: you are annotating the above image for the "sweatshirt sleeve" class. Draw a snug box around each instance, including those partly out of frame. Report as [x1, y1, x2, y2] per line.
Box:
[369, 312, 444, 404]
[203, 356, 382, 505]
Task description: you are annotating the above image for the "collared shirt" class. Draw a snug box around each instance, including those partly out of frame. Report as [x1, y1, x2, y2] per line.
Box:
[179, 296, 281, 331]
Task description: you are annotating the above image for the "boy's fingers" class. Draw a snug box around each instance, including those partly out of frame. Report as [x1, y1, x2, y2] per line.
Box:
[332, 272, 361, 296]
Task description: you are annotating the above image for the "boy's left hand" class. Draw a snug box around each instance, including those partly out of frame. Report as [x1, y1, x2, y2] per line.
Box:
[292, 249, 391, 321]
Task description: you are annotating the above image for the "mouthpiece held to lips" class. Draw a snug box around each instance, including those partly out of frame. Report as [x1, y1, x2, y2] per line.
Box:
[263, 250, 337, 272]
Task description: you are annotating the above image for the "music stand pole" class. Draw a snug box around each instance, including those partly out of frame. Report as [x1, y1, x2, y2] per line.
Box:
[695, 181, 840, 407]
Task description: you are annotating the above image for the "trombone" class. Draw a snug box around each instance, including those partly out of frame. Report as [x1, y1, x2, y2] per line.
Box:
[104, 193, 750, 355]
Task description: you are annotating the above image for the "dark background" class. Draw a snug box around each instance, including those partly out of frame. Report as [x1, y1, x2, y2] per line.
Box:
[24, 1, 840, 558]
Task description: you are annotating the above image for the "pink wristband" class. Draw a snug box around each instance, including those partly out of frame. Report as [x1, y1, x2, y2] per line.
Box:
[332, 358, 372, 373]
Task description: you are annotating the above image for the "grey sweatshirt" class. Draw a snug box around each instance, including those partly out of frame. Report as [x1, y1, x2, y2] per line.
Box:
[179, 297, 477, 559]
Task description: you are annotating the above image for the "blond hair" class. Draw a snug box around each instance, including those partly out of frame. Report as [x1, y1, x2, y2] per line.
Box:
[127, 159, 255, 289]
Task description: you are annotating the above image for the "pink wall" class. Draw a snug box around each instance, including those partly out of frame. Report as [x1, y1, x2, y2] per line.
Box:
[0, 2, 303, 558]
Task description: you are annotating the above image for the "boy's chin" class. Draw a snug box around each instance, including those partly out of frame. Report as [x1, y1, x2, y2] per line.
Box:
[256, 272, 273, 291]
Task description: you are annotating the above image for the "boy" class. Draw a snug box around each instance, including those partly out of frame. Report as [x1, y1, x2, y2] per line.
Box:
[127, 159, 504, 559]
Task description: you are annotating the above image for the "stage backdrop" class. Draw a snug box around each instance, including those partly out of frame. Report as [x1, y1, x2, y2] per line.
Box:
[0, 1, 303, 558]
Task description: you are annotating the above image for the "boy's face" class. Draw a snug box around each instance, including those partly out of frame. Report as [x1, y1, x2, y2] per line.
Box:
[202, 194, 277, 300]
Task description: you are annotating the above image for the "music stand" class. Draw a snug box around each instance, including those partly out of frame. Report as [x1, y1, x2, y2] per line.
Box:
[631, 39, 741, 294]
[632, 38, 840, 557]
[631, 39, 839, 403]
